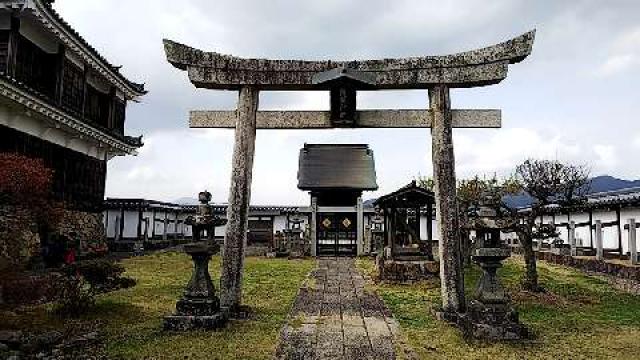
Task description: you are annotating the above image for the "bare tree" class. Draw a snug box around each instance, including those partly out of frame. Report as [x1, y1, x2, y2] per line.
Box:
[513, 159, 590, 292]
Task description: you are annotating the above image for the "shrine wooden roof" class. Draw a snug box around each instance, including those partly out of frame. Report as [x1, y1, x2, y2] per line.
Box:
[298, 144, 378, 191]
[163, 30, 535, 90]
[374, 181, 435, 208]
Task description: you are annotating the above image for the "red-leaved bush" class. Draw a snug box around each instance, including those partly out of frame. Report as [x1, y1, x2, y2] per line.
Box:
[0, 152, 63, 225]
[0, 152, 54, 206]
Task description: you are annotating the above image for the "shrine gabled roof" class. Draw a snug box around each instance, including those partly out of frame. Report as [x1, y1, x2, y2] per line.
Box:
[374, 181, 435, 208]
[1, 0, 146, 99]
[163, 30, 535, 90]
[298, 144, 378, 191]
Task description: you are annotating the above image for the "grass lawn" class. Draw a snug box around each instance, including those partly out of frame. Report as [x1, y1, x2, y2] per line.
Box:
[357, 257, 640, 360]
[1, 252, 314, 359]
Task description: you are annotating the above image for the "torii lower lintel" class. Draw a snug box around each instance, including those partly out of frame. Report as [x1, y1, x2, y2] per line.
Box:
[190, 109, 501, 129]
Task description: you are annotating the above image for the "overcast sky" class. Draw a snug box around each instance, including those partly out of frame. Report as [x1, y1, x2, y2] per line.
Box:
[55, 0, 640, 205]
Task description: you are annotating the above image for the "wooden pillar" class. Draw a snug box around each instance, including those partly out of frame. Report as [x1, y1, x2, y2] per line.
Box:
[415, 207, 421, 242]
[220, 87, 259, 310]
[616, 207, 623, 258]
[589, 210, 594, 249]
[390, 207, 397, 257]
[81, 64, 89, 118]
[55, 44, 66, 105]
[114, 216, 121, 242]
[595, 220, 604, 261]
[6, 16, 20, 78]
[310, 195, 318, 257]
[629, 219, 637, 266]
[384, 208, 391, 252]
[569, 221, 576, 257]
[427, 202, 433, 243]
[119, 207, 125, 241]
[163, 213, 168, 241]
[108, 87, 117, 130]
[429, 85, 465, 313]
[356, 195, 364, 256]
[137, 206, 143, 241]
[152, 209, 156, 239]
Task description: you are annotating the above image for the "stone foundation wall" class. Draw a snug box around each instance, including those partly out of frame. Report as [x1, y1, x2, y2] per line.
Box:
[58, 209, 106, 250]
[0, 205, 40, 270]
[0, 205, 105, 269]
[536, 251, 640, 281]
[376, 256, 439, 283]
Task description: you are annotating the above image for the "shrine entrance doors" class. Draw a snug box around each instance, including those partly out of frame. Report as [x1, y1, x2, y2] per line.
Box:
[317, 212, 357, 256]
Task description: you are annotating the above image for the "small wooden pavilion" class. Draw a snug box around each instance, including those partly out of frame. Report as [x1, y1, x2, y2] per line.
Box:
[375, 181, 435, 261]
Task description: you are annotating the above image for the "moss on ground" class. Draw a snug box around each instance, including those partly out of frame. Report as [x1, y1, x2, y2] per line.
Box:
[356, 257, 640, 360]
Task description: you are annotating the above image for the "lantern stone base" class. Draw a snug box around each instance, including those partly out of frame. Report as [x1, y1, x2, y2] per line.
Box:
[457, 301, 528, 341]
[164, 312, 227, 331]
[434, 304, 528, 341]
[376, 256, 439, 283]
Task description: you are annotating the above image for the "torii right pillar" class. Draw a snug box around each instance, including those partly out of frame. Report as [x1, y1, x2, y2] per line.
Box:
[430, 85, 465, 314]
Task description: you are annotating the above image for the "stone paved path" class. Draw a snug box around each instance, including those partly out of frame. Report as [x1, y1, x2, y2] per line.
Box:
[276, 258, 400, 360]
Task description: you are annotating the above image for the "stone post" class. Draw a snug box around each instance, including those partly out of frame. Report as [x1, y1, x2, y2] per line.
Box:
[629, 219, 637, 266]
[595, 220, 604, 261]
[220, 87, 259, 310]
[569, 221, 576, 257]
[429, 85, 465, 314]
[356, 195, 364, 256]
[310, 195, 318, 257]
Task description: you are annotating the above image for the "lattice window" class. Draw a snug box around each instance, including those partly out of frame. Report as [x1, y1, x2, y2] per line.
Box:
[61, 59, 84, 115]
[13, 34, 57, 99]
[85, 84, 111, 128]
[113, 99, 126, 134]
[0, 31, 10, 74]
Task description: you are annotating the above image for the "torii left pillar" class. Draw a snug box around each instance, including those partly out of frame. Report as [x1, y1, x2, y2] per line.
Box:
[220, 87, 259, 311]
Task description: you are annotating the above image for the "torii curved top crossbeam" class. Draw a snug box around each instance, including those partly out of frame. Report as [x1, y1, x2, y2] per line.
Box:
[163, 30, 535, 90]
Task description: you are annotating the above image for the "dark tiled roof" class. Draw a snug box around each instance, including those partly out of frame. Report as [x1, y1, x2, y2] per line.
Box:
[521, 187, 640, 214]
[586, 187, 640, 207]
[42, 1, 146, 94]
[20, 0, 146, 96]
[104, 198, 300, 214]
[297, 144, 378, 191]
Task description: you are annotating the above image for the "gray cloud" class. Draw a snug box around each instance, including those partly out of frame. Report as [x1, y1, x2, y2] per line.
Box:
[54, 0, 640, 203]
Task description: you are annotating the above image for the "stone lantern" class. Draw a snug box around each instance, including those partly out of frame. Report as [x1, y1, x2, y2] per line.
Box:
[164, 242, 227, 330]
[460, 201, 528, 340]
[285, 213, 306, 258]
[370, 208, 385, 255]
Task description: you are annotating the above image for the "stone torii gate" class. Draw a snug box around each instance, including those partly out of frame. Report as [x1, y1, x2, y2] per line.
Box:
[163, 30, 535, 314]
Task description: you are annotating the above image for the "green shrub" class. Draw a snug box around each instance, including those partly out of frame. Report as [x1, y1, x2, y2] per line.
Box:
[53, 259, 136, 317]
[52, 275, 95, 317]
[68, 259, 136, 293]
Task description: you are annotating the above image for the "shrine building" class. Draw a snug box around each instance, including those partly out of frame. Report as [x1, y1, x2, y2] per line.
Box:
[298, 144, 378, 257]
[0, 0, 146, 263]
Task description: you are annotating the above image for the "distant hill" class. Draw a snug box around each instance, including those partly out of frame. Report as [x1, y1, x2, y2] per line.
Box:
[173, 197, 198, 205]
[588, 176, 640, 193]
[504, 175, 640, 209]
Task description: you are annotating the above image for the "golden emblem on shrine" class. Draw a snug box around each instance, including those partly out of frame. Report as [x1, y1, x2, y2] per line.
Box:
[322, 218, 332, 228]
[342, 218, 352, 228]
